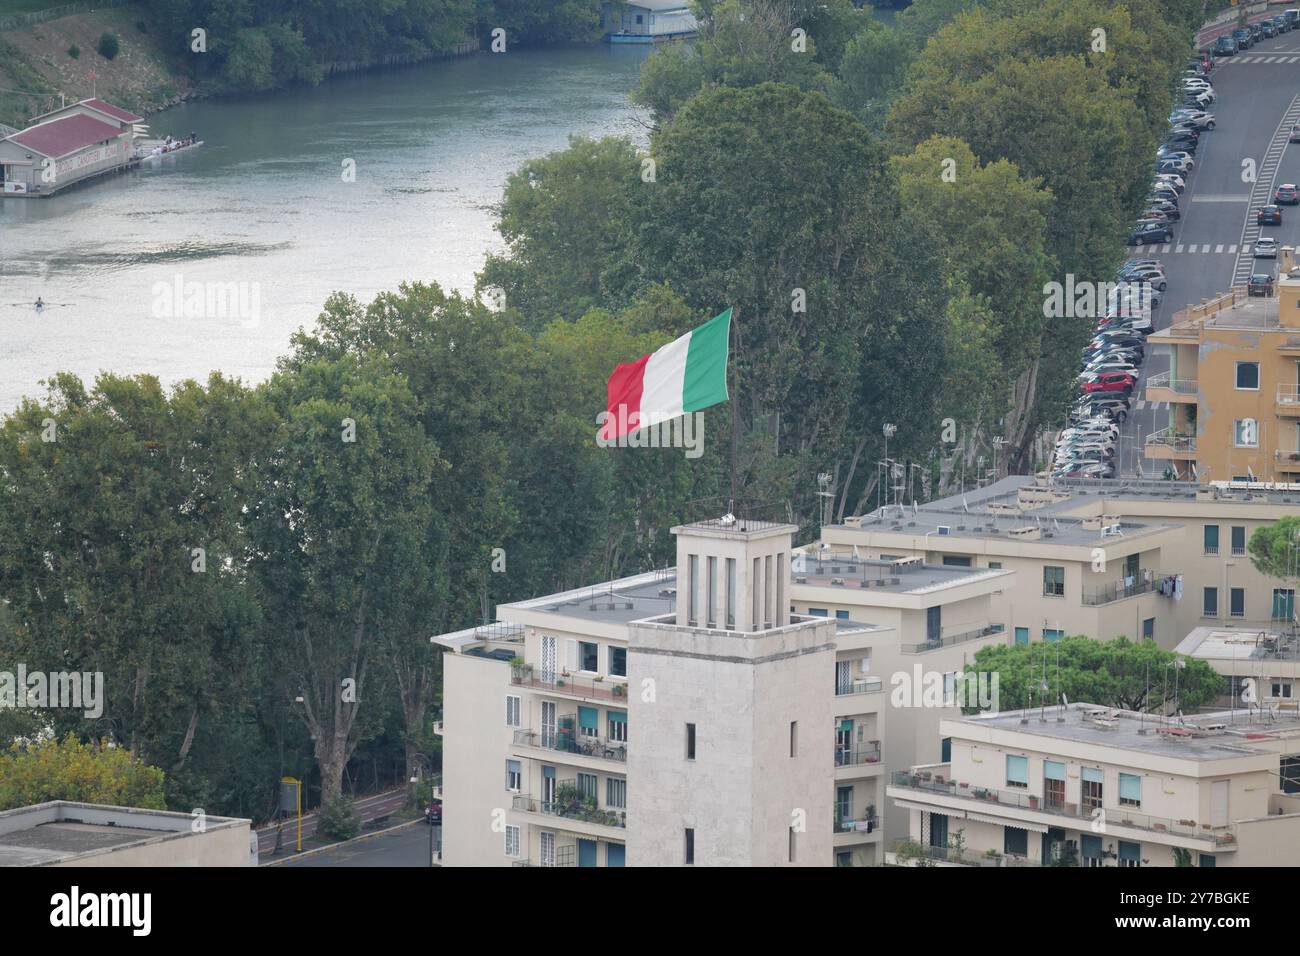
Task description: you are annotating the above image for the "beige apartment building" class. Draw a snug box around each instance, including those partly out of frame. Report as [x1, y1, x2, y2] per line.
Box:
[435, 515, 1014, 867]
[816, 475, 1299, 652]
[1175, 624, 1300, 713]
[885, 704, 1300, 867]
[1143, 248, 1300, 481]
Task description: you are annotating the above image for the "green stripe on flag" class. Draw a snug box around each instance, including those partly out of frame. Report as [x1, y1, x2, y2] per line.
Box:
[681, 307, 731, 413]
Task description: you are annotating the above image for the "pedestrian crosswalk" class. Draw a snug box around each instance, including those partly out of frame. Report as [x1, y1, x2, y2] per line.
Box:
[1223, 54, 1300, 63]
[1133, 400, 1169, 412]
[1130, 242, 1245, 254]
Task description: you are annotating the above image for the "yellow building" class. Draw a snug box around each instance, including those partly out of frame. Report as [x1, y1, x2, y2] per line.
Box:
[1144, 247, 1300, 480]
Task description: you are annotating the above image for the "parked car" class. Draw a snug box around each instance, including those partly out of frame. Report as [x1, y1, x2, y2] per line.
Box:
[1145, 200, 1181, 220]
[1155, 159, 1191, 175]
[1276, 183, 1300, 205]
[1128, 222, 1172, 245]
[1154, 173, 1186, 191]
[1290, 124, 1300, 144]
[1260, 20, 1277, 38]
[1248, 273, 1275, 296]
[1214, 36, 1238, 56]
[1080, 370, 1137, 394]
[1118, 265, 1167, 289]
[425, 800, 443, 825]
[1233, 28, 1253, 48]
[1257, 204, 1283, 225]
[1255, 237, 1279, 258]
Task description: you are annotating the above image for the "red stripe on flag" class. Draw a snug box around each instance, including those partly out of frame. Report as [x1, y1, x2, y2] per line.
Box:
[602, 353, 651, 440]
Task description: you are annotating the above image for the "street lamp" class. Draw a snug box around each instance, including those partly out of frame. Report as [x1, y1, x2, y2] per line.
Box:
[410, 753, 438, 867]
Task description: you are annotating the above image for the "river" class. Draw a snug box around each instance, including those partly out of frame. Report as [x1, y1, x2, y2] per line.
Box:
[0, 45, 650, 411]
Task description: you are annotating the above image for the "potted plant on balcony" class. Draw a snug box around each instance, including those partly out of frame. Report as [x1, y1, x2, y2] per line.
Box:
[612, 683, 625, 697]
[509, 656, 525, 684]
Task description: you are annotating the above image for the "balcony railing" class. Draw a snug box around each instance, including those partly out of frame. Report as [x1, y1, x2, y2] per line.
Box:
[513, 729, 627, 763]
[512, 794, 627, 829]
[1276, 449, 1300, 469]
[891, 838, 1045, 867]
[901, 624, 1006, 654]
[1145, 371, 1198, 395]
[834, 813, 879, 834]
[1081, 570, 1169, 606]
[835, 675, 884, 696]
[1279, 384, 1300, 408]
[889, 772, 1236, 846]
[836, 742, 882, 767]
[1145, 426, 1196, 453]
[512, 671, 630, 703]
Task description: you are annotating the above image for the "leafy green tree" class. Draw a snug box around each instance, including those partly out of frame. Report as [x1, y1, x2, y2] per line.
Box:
[479, 136, 646, 326]
[968, 636, 1222, 713]
[248, 353, 442, 805]
[317, 793, 362, 839]
[0, 735, 166, 812]
[832, 19, 915, 131]
[1248, 516, 1300, 583]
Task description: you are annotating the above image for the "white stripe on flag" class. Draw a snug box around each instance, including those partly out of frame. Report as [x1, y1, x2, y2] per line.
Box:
[638, 331, 690, 427]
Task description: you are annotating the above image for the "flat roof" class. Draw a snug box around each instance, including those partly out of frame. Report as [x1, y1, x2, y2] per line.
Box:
[6, 113, 124, 158]
[919, 474, 1300, 513]
[0, 801, 248, 866]
[795, 553, 1009, 593]
[959, 703, 1300, 761]
[1175, 625, 1300, 663]
[836, 503, 1170, 548]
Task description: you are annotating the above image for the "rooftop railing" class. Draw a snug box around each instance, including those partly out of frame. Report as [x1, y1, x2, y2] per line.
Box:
[889, 772, 1236, 846]
[1145, 371, 1198, 395]
[1081, 571, 1170, 606]
[512, 671, 630, 703]
[901, 624, 1006, 654]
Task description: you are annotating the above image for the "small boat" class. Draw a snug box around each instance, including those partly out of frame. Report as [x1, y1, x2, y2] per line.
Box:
[135, 137, 203, 160]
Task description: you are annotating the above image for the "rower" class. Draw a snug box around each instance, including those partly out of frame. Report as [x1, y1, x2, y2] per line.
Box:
[34, 297, 44, 309]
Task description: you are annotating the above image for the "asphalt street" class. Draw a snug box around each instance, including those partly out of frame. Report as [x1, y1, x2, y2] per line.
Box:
[278, 822, 440, 867]
[1114, 28, 1300, 478]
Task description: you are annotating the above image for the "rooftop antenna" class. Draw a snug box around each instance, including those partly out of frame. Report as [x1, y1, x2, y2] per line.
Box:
[816, 472, 834, 529]
[1055, 643, 1065, 721]
[1039, 653, 1049, 723]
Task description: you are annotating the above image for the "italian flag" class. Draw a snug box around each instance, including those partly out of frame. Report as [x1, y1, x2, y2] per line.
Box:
[600, 307, 731, 440]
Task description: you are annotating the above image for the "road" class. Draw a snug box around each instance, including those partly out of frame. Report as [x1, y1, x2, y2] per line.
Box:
[1115, 27, 1300, 478]
[255, 788, 410, 856]
[278, 822, 440, 868]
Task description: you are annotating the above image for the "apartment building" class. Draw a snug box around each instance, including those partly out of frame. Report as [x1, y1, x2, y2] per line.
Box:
[1143, 247, 1300, 481]
[435, 514, 1013, 867]
[1174, 624, 1300, 717]
[885, 704, 1300, 867]
[816, 475, 1300, 650]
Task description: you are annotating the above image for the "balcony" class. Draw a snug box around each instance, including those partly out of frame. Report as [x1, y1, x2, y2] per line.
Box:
[835, 674, 884, 696]
[1081, 570, 1171, 606]
[513, 728, 627, 764]
[835, 742, 882, 768]
[834, 812, 879, 835]
[1144, 426, 1197, 460]
[887, 772, 1236, 849]
[1279, 385, 1300, 417]
[901, 624, 1005, 654]
[890, 838, 1044, 867]
[1277, 449, 1300, 473]
[512, 671, 630, 704]
[1145, 371, 1198, 404]
[511, 794, 627, 831]
[433, 720, 444, 736]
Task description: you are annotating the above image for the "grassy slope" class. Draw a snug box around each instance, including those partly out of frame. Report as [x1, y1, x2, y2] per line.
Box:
[0, 5, 188, 128]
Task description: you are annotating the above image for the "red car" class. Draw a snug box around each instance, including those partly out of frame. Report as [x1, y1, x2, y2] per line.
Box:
[1247, 273, 1275, 297]
[1275, 183, 1299, 205]
[1080, 370, 1137, 394]
[1257, 205, 1283, 225]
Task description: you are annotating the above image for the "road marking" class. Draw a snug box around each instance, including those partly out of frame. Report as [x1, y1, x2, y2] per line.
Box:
[1175, 243, 1184, 253]
[1192, 194, 1250, 202]
[1161, 243, 1172, 253]
[1233, 92, 1300, 285]
[1216, 243, 1224, 253]
[1229, 244, 1237, 254]
[1136, 400, 1146, 410]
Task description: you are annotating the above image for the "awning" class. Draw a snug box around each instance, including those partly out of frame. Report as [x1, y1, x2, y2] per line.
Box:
[965, 812, 1048, 834]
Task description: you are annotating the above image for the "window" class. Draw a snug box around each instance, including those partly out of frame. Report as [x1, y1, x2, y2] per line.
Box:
[505, 825, 520, 858]
[835, 609, 850, 620]
[1119, 772, 1142, 807]
[1081, 834, 1103, 867]
[606, 777, 626, 809]
[1044, 761, 1066, 810]
[926, 605, 942, 644]
[1231, 526, 1246, 556]
[1006, 754, 1029, 788]
[725, 557, 736, 628]
[1004, 827, 1029, 857]
[608, 710, 627, 742]
[928, 813, 948, 848]
[688, 554, 698, 626]
[505, 760, 521, 793]
[941, 737, 952, 763]
[942, 555, 972, 567]
[1143, 617, 1155, 642]
[607, 843, 625, 867]
[789, 721, 798, 758]
[684, 828, 694, 864]
[506, 695, 521, 728]
[1015, 627, 1029, 645]
[788, 827, 797, 863]
[1234, 419, 1258, 448]
[1230, 587, 1245, 618]
[1117, 840, 1141, 867]
[706, 556, 716, 628]
[577, 772, 598, 800]
[988, 561, 1003, 570]
[686, 723, 696, 760]
[579, 641, 598, 673]
[1199, 854, 1216, 867]
[1235, 361, 1260, 390]
[1272, 681, 1294, 700]
[609, 646, 627, 678]
[1043, 566, 1065, 597]
[1204, 525, 1220, 555]
[1273, 588, 1297, 622]
[578, 705, 598, 737]
[1043, 628, 1064, 642]
[808, 608, 828, 617]
[1203, 587, 1218, 617]
[1281, 756, 1300, 795]
[1082, 767, 1103, 812]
